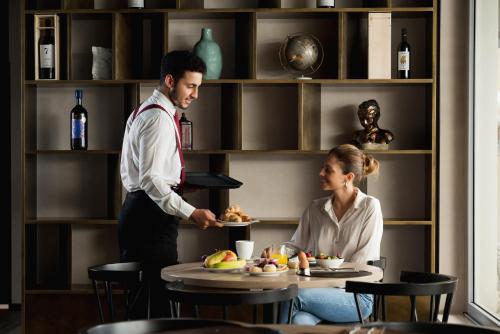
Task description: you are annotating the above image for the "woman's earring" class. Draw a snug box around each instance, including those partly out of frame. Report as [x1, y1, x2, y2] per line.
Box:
[344, 181, 347, 188]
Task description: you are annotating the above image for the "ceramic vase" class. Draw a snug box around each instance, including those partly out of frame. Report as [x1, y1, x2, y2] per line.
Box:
[193, 28, 222, 80]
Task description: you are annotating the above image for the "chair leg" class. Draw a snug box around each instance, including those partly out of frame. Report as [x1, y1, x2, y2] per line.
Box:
[433, 295, 441, 322]
[92, 280, 105, 323]
[287, 298, 294, 324]
[253, 305, 258, 324]
[146, 280, 151, 320]
[429, 295, 435, 321]
[223, 305, 229, 320]
[353, 293, 364, 324]
[194, 304, 200, 318]
[442, 293, 454, 323]
[169, 301, 177, 318]
[410, 296, 417, 321]
[381, 296, 386, 321]
[104, 281, 114, 321]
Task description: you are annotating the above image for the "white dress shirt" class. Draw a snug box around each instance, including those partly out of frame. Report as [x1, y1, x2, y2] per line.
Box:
[120, 89, 195, 220]
[286, 189, 383, 263]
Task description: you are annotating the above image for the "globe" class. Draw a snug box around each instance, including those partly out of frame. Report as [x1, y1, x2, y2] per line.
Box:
[279, 33, 323, 79]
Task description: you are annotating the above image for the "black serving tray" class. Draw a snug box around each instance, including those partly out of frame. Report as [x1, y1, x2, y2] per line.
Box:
[185, 172, 243, 189]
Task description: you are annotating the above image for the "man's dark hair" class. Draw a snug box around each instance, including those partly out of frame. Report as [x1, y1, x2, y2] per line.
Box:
[160, 51, 206, 85]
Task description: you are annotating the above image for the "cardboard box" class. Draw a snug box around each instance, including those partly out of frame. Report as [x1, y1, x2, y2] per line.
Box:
[34, 14, 60, 80]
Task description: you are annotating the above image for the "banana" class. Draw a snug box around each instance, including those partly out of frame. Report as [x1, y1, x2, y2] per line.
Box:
[204, 250, 238, 268]
[212, 259, 246, 269]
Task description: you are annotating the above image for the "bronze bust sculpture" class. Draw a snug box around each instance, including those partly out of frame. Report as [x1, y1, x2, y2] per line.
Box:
[353, 99, 394, 149]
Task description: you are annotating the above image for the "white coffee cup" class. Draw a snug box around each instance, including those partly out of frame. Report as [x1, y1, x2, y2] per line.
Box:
[235, 240, 254, 260]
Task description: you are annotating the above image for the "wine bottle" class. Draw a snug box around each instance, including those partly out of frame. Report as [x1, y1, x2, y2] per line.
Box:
[127, 0, 144, 8]
[38, 19, 55, 79]
[180, 112, 193, 150]
[397, 28, 411, 79]
[317, 0, 335, 8]
[70, 89, 88, 150]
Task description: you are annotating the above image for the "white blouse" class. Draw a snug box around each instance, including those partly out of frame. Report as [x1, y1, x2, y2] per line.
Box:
[120, 89, 195, 220]
[286, 189, 383, 263]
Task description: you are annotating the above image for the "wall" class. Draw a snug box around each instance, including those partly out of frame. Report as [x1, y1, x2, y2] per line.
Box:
[439, 0, 469, 312]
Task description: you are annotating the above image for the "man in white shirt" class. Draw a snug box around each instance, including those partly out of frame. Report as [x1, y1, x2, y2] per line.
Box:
[119, 50, 223, 317]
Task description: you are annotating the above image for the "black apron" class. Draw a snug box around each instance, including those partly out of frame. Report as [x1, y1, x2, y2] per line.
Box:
[118, 190, 179, 269]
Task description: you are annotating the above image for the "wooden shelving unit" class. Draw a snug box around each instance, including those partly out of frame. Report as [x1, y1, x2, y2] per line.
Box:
[21, 0, 438, 332]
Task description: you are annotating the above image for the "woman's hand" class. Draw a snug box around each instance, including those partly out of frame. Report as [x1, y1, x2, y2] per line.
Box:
[261, 246, 274, 259]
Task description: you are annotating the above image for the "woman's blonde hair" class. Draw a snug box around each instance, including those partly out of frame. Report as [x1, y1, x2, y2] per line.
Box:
[328, 144, 379, 184]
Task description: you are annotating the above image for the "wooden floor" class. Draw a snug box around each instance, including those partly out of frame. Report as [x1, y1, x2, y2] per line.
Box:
[0, 310, 21, 334]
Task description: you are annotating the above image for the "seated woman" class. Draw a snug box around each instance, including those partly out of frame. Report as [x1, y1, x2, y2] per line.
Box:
[263, 144, 383, 325]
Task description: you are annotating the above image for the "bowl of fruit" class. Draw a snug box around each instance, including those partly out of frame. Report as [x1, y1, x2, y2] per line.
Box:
[316, 253, 344, 269]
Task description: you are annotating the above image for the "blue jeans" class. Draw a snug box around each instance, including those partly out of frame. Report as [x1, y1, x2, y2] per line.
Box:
[280, 288, 373, 325]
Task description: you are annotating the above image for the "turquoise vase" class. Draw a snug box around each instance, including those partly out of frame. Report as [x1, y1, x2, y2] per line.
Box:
[193, 28, 222, 80]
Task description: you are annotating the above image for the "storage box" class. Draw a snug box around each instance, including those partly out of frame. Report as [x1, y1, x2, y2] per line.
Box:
[368, 12, 391, 79]
[34, 14, 60, 80]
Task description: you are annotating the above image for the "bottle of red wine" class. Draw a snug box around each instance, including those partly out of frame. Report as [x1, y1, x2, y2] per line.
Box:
[70, 89, 88, 150]
[180, 112, 193, 150]
[398, 28, 411, 79]
[127, 0, 144, 8]
[317, 0, 335, 8]
[38, 19, 55, 79]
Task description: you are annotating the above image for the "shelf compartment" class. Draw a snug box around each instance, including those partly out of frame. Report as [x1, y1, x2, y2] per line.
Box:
[139, 83, 240, 150]
[71, 224, 119, 286]
[69, 13, 112, 80]
[25, 14, 69, 80]
[26, 0, 62, 10]
[229, 154, 325, 218]
[390, 0, 433, 8]
[167, 12, 254, 79]
[114, 13, 165, 80]
[320, 84, 431, 150]
[241, 84, 298, 150]
[367, 155, 430, 221]
[256, 12, 338, 79]
[26, 224, 71, 289]
[33, 154, 121, 219]
[191, 0, 259, 9]
[26, 218, 119, 224]
[26, 85, 128, 151]
[342, 11, 432, 79]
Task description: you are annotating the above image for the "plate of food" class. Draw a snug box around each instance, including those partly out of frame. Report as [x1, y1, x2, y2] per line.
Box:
[201, 250, 247, 273]
[218, 204, 257, 227]
[245, 258, 289, 276]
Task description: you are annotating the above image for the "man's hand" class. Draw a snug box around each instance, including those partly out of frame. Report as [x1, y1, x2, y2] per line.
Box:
[189, 209, 223, 230]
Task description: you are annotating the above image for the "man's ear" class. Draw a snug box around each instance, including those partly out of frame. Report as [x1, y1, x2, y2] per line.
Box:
[164, 74, 175, 89]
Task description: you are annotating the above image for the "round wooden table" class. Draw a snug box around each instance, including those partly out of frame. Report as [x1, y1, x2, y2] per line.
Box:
[161, 262, 383, 289]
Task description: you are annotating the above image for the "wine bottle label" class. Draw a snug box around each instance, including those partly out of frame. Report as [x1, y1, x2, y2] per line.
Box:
[128, 0, 144, 8]
[317, 0, 334, 7]
[71, 118, 86, 139]
[398, 51, 410, 71]
[181, 123, 192, 150]
[40, 44, 54, 68]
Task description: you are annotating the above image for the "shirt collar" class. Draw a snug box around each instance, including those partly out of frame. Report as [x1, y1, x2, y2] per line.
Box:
[153, 88, 176, 116]
[323, 188, 367, 213]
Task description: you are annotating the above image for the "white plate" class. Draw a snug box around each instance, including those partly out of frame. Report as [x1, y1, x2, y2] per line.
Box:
[219, 219, 259, 227]
[201, 267, 244, 273]
[246, 268, 289, 276]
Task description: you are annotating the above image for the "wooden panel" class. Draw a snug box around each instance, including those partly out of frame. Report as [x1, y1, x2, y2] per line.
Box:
[106, 154, 121, 218]
[344, 12, 368, 79]
[235, 13, 254, 79]
[63, 0, 92, 9]
[298, 83, 321, 150]
[114, 13, 133, 80]
[221, 84, 241, 149]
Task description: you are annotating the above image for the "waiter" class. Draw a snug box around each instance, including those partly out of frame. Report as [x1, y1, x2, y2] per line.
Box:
[119, 50, 223, 317]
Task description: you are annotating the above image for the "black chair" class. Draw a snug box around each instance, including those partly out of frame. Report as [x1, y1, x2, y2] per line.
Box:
[345, 271, 458, 324]
[165, 281, 298, 324]
[367, 257, 387, 321]
[88, 262, 150, 323]
[80, 318, 281, 334]
[362, 321, 500, 334]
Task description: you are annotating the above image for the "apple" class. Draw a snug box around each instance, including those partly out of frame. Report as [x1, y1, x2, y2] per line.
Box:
[223, 253, 236, 262]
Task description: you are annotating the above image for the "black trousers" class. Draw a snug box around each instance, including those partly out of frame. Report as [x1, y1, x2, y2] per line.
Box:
[118, 190, 179, 318]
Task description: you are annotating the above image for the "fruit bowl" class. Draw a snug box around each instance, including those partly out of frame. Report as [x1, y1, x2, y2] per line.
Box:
[317, 257, 344, 269]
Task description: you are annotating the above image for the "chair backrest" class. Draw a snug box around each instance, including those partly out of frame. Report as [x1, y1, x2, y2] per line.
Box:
[345, 271, 458, 323]
[80, 318, 282, 334]
[88, 262, 143, 283]
[166, 281, 298, 306]
[362, 321, 500, 334]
